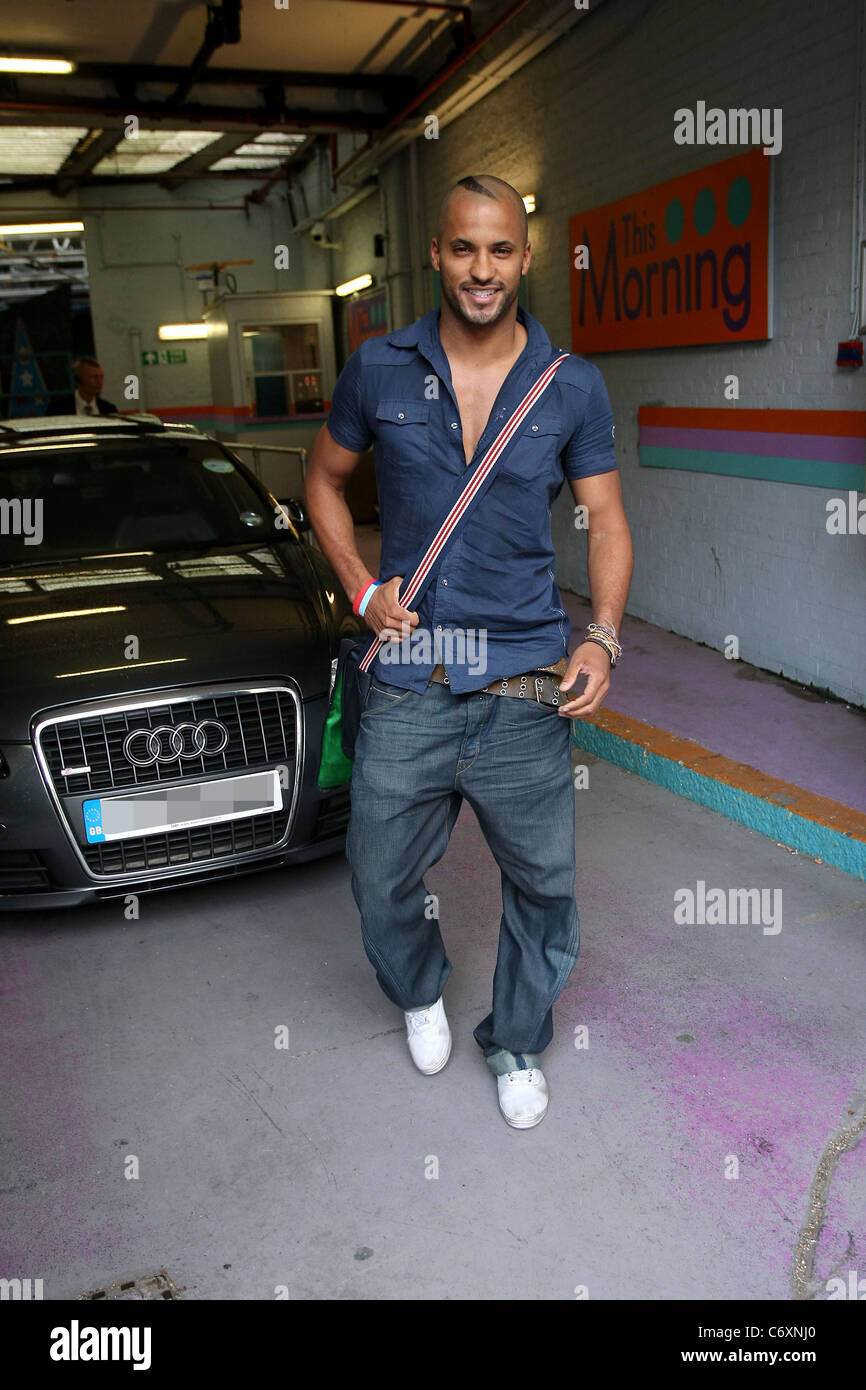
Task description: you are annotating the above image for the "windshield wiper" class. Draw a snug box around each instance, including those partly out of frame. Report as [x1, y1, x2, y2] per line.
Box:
[0, 556, 89, 573]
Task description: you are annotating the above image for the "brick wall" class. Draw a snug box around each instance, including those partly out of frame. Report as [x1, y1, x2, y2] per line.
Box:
[377, 0, 865, 704]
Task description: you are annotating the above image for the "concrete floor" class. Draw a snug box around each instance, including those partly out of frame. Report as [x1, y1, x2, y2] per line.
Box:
[1, 750, 864, 1301]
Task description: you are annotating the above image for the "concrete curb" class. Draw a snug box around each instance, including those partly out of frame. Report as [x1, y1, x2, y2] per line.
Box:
[570, 709, 866, 880]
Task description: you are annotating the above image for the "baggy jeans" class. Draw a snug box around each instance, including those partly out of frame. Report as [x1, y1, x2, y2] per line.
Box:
[345, 673, 581, 1077]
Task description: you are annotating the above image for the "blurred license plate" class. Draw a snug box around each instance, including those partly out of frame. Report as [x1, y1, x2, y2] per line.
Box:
[82, 770, 282, 844]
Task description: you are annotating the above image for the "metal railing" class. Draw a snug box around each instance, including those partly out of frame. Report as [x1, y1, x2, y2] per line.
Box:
[228, 441, 308, 484]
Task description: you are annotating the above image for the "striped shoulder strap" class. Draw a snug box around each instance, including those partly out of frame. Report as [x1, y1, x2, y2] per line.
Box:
[360, 352, 569, 673]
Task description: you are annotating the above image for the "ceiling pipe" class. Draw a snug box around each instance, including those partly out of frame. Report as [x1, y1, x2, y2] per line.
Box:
[335, 0, 536, 181]
[0, 99, 377, 132]
[166, 0, 242, 107]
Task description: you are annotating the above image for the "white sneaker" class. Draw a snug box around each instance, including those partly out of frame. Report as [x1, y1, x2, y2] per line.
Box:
[497, 1068, 549, 1128]
[404, 997, 451, 1074]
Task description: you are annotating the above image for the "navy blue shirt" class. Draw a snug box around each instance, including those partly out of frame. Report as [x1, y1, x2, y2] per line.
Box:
[326, 304, 618, 693]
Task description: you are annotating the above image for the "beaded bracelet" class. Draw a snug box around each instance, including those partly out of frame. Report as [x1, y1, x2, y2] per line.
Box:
[584, 621, 623, 667]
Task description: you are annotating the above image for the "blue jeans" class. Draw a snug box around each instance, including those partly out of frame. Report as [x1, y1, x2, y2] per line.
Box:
[345, 674, 580, 1077]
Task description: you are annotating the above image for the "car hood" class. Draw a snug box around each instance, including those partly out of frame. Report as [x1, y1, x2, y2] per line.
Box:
[0, 541, 336, 739]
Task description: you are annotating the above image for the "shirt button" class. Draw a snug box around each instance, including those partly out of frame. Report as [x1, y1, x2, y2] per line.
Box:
[450, 422, 458, 429]
[531, 424, 539, 431]
[442, 578, 448, 585]
[397, 412, 405, 420]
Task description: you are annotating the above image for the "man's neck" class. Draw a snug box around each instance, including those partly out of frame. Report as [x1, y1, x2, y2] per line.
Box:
[77, 387, 96, 403]
[438, 306, 526, 366]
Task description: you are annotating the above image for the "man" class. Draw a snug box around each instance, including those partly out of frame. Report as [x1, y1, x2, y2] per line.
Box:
[55, 357, 117, 416]
[306, 174, 633, 1128]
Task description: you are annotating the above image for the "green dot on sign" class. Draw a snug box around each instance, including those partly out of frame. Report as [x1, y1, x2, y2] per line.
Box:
[727, 176, 752, 227]
[665, 198, 684, 244]
[694, 188, 716, 235]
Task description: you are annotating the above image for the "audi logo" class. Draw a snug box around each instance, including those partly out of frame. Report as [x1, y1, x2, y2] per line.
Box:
[122, 720, 230, 767]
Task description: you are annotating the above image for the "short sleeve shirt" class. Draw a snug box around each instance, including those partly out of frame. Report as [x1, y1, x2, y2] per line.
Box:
[326, 304, 618, 693]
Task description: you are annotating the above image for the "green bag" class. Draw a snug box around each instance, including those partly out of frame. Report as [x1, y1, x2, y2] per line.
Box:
[316, 667, 355, 788]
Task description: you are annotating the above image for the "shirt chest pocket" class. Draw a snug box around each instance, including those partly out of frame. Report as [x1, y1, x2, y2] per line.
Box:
[497, 410, 563, 484]
[375, 400, 431, 470]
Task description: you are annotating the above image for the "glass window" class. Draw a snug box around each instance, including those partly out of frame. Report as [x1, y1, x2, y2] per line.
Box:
[241, 323, 323, 418]
[0, 438, 294, 565]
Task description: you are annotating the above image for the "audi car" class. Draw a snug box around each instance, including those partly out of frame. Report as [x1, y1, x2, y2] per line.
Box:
[0, 414, 363, 909]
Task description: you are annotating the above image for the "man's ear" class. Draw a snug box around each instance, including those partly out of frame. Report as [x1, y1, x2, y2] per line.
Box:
[430, 237, 440, 271]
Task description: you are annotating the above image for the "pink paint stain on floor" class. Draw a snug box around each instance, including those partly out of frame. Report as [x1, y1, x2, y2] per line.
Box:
[557, 975, 860, 1286]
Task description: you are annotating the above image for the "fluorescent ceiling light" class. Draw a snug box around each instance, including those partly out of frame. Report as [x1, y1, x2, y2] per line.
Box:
[0, 57, 75, 74]
[158, 323, 207, 340]
[0, 221, 84, 236]
[335, 273, 373, 298]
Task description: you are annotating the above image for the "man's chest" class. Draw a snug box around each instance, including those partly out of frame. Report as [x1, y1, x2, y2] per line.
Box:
[449, 370, 509, 466]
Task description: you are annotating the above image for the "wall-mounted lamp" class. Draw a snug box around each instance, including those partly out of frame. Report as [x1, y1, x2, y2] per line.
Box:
[522, 194, 537, 215]
[157, 323, 208, 341]
[335, 273, 374, 298]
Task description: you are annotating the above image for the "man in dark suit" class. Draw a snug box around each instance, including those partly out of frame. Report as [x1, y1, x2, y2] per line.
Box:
[53, 357, 117, 416]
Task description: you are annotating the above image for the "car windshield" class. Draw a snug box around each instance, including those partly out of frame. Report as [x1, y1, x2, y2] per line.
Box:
[0, 437, 288, 565]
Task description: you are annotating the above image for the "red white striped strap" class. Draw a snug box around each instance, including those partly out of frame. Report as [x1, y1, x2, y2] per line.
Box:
[360, 352, 569, 672]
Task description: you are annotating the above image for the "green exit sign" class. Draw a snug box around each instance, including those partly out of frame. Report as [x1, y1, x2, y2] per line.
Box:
[141, 348, 187, 366]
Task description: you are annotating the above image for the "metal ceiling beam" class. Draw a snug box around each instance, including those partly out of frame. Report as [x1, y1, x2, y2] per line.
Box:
[244, 135, 318, 208]
[157, 130, 251, 189]
[0, 98, 383, 132]
[15, 62, 408, 97]
[54, 128, 124, 197]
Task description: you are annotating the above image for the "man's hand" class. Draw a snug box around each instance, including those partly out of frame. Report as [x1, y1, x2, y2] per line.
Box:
[363, 575, 419, 641]
[556, 641, 611, 719]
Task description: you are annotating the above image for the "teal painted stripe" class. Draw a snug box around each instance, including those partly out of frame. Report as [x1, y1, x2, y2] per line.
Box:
[639, 444, 864, 490]
[570, 721, 866, 880]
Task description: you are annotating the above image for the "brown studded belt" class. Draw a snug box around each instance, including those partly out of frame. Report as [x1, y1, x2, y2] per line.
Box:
[428, 656, 569, 707]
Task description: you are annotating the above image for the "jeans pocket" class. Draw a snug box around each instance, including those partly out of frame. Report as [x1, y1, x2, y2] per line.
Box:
[363, 678, 414, 715]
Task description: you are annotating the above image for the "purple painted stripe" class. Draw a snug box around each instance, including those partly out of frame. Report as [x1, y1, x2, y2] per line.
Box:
[640, 424, 865, 466]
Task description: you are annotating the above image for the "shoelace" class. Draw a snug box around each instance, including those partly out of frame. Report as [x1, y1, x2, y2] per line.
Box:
[407, 1009, 435, 1033]
[504, 1069, 536, 1084]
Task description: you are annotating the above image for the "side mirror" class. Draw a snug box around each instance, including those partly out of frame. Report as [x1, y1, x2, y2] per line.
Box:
[277, 497, 310, 532]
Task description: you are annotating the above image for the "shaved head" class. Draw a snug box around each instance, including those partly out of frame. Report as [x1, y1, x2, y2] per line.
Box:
[431, 172, 531, 332]
[437, 174, 528, 246]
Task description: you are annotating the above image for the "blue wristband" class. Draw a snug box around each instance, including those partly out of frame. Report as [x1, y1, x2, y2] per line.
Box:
[358, 581, 380, 617]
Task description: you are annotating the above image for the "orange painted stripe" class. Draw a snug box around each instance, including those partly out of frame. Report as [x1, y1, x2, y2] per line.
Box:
[638, 406, 866, 438]
[586, 707, 866, 844]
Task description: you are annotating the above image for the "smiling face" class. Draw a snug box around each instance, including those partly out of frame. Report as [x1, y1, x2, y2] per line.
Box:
[432, 176, 531, 330]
